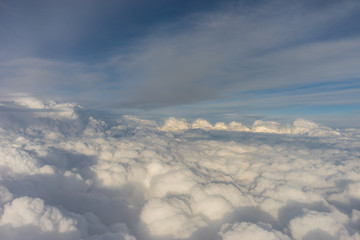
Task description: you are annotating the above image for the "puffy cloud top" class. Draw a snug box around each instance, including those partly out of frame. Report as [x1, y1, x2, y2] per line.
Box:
[0, 197, 78, 233]
[0, 98, 359, 240]
[160, 117, 339, 137]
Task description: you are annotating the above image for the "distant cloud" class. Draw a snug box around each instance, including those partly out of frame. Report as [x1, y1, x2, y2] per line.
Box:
[160, 116, 339, 136]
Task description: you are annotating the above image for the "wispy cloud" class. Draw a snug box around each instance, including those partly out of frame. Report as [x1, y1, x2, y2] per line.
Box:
[108, 0, 360, 107]
[0, 0, 359, 123]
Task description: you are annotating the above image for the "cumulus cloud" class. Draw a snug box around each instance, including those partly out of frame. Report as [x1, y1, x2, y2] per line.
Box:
[0, 197, 78, 232]
[140, 197, 206, 238]
[159, 117, 190, 131]
[219, 222, 290, 240]
[160, 117, 338, 137]
[288, 209, 358, 240]
[251, 118, 340, 136]
[1, 97, 360, 239]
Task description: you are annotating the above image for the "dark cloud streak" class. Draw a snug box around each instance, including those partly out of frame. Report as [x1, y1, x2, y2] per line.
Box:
[109, 0, 360, 108]
[0, 0, 230, 61]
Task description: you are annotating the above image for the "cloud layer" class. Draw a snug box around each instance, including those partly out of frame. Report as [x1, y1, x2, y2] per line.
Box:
[0, 97, 360, 239]
[1, 0, 360, 119]
[107, 0, 360, 108]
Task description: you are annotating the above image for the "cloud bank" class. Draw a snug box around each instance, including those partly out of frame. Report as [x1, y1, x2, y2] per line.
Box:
[0, 97, 360, 239]
[160, 117, 340, 137]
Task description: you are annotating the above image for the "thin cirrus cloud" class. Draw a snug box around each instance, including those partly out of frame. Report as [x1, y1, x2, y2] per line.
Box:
[110, 0, 360, 107]
[0, 0, 360, 119]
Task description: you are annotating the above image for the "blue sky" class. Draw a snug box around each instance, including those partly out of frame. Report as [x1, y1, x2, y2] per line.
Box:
[1, 0, 360, 128]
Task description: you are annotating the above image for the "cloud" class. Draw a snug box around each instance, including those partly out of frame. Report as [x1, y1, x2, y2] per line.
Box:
[108, 0, 360, 107]
[0, 186, 13, 206]
[219, 222, 290, 240]
[159, 117, 190, 131]
[1, 97, 360, 239]
[0, 59, 108, 106]
[0, 197, 78, 232]
[1, 0, 360, 114]
[0, 0, 113, 58]
[288, 209, 355, 240]
[140, 197, 206, 238]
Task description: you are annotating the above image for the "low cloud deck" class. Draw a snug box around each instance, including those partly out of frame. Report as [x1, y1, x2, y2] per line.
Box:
[0, 98, 359, 239]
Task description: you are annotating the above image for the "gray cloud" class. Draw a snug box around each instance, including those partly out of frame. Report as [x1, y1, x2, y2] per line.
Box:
[0, 0, 104, 58]
[0, 0, 359, 117]
[108, 0, 360, 107]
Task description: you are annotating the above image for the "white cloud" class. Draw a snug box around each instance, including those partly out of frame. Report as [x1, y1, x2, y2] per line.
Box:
[0, 197, 78, 232]
[289, 209, 353, 240]
[291, 118, 340, 136]
[0, 97, 360, 239]
[192, 118, 213, 130]
[0, 146, 39, 175]
[140, 197, 206, 238]
[160, 117, 339, 137]
[252, 120, 284, 134]
[190, 188, 233, 221]
[219, 222, 290, 240]
[160, 117, 190, 131]
[228, 121, 250, 132]
[0, 186, 13, 206]
[347, 182, 360, 200]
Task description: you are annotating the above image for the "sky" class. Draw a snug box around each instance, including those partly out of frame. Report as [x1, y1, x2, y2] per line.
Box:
[1, 2, 360, 238]
[1, 0, 360, 128]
